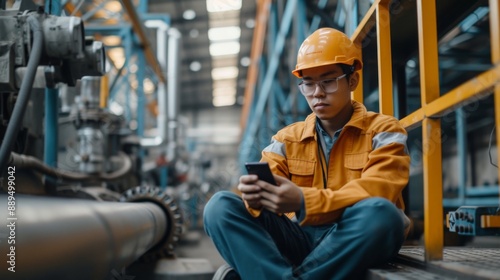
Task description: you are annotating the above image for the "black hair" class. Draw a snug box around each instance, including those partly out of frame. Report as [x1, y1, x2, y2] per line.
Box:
[339, 63, 357, 80]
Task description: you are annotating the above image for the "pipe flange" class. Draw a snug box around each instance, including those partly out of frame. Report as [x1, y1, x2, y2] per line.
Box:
[120, 185, 184, 261]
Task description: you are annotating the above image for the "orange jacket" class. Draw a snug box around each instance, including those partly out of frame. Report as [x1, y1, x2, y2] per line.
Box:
[247, 101, 410, 226]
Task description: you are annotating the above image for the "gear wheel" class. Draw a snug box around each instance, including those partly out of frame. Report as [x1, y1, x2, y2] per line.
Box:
[120, 185, 184, 261]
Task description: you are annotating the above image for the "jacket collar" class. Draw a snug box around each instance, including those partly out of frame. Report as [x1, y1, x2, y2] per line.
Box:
[300, 100, 367, 141]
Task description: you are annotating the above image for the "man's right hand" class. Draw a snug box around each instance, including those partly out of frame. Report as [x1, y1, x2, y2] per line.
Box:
[238, 174, 263, 209]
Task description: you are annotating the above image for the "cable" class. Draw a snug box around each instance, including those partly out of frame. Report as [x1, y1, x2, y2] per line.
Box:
[8, 151, 132, 182]
[0, 14, 43, 172]
[488, 126, 498, 168]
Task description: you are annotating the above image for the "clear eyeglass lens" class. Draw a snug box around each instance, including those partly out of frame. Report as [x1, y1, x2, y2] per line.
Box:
[299, 74, 345, 96]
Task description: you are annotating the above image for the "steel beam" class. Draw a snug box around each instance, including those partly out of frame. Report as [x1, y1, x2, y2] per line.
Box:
[245, 0, 297, 148]
[351, 1, 379, 104]
[119, 0, 166, 84]
[240, 0, 271, 132]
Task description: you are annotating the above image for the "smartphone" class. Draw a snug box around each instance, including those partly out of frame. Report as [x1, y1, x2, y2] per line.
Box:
[245, 162, 277, 185]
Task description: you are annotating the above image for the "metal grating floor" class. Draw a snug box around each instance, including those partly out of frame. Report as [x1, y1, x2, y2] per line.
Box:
[397, 247, 500, 279]
[368, 262, 458, 280]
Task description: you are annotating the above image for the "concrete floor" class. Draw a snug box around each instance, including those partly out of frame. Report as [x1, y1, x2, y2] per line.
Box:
[176, 230, 226, 270]
[127, 230, 224, 279]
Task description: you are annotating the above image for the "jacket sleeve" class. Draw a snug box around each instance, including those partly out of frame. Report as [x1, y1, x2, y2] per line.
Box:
[299, 119, 410, 225]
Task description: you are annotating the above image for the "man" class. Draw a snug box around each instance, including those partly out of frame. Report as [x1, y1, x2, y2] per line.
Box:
[204, 27, 410, 280]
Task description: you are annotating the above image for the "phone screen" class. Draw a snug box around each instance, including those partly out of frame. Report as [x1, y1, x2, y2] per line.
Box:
[245, 162, 277, 185]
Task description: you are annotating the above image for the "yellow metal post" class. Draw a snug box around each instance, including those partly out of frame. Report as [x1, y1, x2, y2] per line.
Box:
[489, 0, 500, 205]
[376, 1, 393, 115]
[416, 0, 443, 261]
[100, 75, 109, 108]
[421, 118, 443, 260]
[352, 69, 363, 103]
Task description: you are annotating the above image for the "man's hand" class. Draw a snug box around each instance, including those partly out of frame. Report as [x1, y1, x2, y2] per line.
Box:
[238, 174, 263, 209]
[258, 175, 303, 214]
[238, 174, 304, 213]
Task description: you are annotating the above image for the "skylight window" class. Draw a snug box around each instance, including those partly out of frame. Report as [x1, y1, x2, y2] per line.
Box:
[213, 95, 236, 107]
[208, 26, 241, 41]
[206, 0, 242, 107]
[209, 41, 240, 56]
[213, 87, 236, 97]
[206, 0, 242, 13]
[212, 66, 239, 80]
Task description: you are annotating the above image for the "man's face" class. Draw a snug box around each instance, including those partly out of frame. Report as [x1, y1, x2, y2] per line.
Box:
[300, 64, 356, 121]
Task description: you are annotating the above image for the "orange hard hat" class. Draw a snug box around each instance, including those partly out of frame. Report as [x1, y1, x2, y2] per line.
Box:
[292, 28, 363, 78]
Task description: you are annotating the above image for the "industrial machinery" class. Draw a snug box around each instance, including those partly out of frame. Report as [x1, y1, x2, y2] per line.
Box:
[447, 206, 500, 236]
[0, 1, 185, 279]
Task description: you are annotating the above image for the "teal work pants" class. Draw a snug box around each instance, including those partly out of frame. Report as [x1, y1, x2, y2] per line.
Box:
[203, 191, 405, 280]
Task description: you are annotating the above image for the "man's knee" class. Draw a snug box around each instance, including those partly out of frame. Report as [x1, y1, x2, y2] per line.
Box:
[350, 197, 404, 236]
[203, 191, 242, 226]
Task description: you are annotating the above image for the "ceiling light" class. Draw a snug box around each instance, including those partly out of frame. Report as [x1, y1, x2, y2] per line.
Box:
[208, 26, 241, 41]
[144, 78, 155, 94]
[104, 0, 122, 13]
[101, 35, 121, 46]
[213, 95, 236, 107]
[240, 56, 250, 67]
[189, 29, 199, 38]
[406, 59, 417, 68]
[183, 9, 196, 20]
[107, 47, 125, 69]
[129, 64, 138, 73]
[245, 18, 255, 28]
[212, 66, 238, 80]
[206, 0, 242, 13]
[190, 61, 202, 72]
[210, 41, 240, 56]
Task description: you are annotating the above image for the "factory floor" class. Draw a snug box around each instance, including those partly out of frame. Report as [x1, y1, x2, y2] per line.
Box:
[176, 229, 226, 270]
[130, 230, 500, 280]
[128, 229, 224, 280]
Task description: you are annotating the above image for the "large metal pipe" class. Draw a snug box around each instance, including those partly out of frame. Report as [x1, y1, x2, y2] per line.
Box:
[167, 27, 181, 162]
[140, 20, 169, 147]
[0, 194, 167, 279]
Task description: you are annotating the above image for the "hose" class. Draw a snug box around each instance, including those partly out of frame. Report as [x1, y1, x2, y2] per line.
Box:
[0, 14, 43, 171]
[100, 151, 133, 180]
[9, 151, 132, 182]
